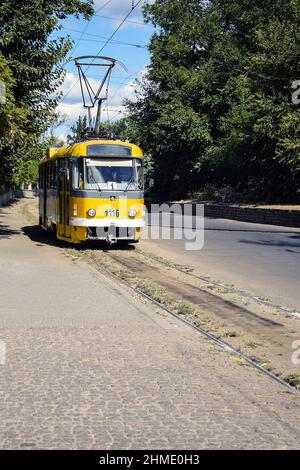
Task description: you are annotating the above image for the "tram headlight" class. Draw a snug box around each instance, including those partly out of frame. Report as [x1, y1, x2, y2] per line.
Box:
[87, 208, 96, 217]
[128, 209, 136, 218]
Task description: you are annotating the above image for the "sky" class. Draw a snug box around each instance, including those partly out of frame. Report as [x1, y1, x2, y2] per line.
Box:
[54, 0, 155, 141]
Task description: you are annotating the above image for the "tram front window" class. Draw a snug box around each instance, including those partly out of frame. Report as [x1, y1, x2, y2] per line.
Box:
[85, 158, 142, 191]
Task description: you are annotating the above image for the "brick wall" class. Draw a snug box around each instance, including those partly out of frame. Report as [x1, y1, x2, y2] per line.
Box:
[0, 190, 13, 207]
[154, 202, 300, 228]
[0, 189, 38, 207]
[203, 204, 300, 228]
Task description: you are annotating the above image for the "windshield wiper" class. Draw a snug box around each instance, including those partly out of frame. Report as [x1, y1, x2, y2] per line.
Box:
[88, 169, 102, 193]
[124, 175, 136, 193]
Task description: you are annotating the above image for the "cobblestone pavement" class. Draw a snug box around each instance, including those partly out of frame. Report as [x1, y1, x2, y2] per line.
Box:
[0, 203, 300, 449]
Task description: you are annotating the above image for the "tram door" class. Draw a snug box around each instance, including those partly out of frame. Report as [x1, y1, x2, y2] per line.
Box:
[58, 159, 71, 239]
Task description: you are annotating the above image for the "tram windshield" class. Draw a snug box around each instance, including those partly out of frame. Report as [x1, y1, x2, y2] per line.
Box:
[73, 158, 143, 191]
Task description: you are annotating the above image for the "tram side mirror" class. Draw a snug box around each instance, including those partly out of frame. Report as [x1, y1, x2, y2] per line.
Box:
[145, 178, 154, 192]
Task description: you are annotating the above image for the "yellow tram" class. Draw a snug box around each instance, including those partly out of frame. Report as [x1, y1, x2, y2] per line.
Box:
[38, 139, 145, 244]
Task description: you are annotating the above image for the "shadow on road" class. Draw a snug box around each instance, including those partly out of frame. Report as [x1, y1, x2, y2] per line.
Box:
[0, 209, 21, 239]
[21, 224, 136, 252]
[238, 235, 300, 251]
[22, 225, 65, 248]
[0, 225, 21, 239]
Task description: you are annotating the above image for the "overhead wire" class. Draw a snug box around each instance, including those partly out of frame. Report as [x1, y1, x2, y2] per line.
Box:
[57, 27, 147, 48]
[93, 14, 149, 27]
[69, 0, 113, 57]
[61, 0, 143, 103]
[88, 0, 144, 65]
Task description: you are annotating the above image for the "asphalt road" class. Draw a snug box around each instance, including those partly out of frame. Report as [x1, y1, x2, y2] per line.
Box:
[1, 202, 300, 449]
[142, 214, 300, 310]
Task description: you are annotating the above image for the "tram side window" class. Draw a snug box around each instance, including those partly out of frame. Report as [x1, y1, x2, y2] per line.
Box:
[51, 161, 54, 189]
[50, 162, 53, 189]
[41, 165, 44, 189]
[136, 162, 144, 190]
[48, 162, 52, 189]
[47, 161, 57, 189]
[47, 162, 53, 189]
[46, 163, 50, 189]
[72, 158, 84, 189]
[48, 162, 51, 189]
[53, 160, 57, 189]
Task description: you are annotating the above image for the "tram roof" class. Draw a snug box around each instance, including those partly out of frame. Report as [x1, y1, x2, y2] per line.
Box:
[46, 140, 143, 160]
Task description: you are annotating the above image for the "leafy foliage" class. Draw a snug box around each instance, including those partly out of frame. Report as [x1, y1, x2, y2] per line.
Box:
[0, 0, 93, 188]
[126, 0, 300, 202]
[67, 115, 88, 144]
[0, 54, 28, 188]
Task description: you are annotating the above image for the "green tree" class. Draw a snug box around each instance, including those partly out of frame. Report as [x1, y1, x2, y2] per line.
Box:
[0, 54, 28, 188]
[48, 111, 67, 140]
[0, 55, 26, 138]
[0, 0, 93, 132]
[103, 118, 129, 140]
[127, 0, 300, 202]
[67, 115, 88, 144]
[0, 0, 93, 188]
[203, 0, 300, 201]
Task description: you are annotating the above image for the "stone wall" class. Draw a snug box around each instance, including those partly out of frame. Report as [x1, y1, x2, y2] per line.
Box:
[0, 190, 13, 207]
[0, 189, 38, 207]
[202, 204, 300, 228]
[153, 202, 300, 228]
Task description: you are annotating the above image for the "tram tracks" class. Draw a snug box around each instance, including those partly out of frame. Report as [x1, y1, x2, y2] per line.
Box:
[88, 250, 300, 396]
[53, 237, 300, 394]
[136, 249, 300, 320]
[16, 199, 300, 394]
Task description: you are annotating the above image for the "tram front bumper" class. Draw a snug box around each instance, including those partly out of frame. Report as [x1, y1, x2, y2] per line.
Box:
[70, 218, 144, 241]
[70, 217, 144, 228]
[86, 226, 139, 241]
